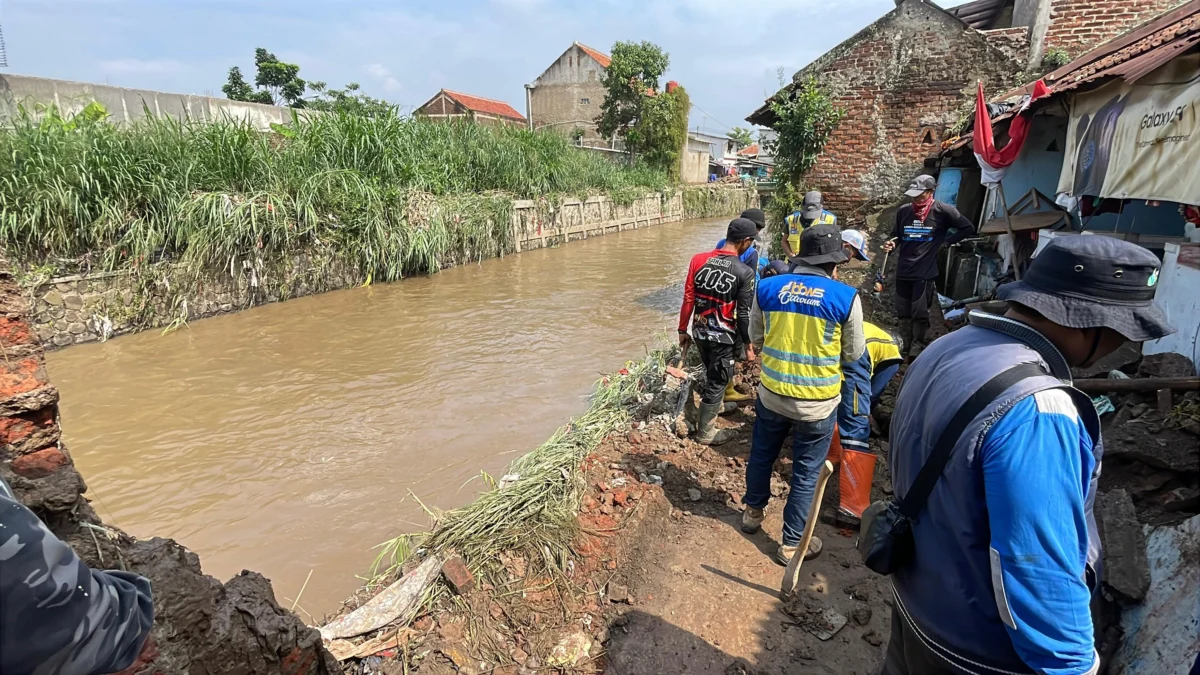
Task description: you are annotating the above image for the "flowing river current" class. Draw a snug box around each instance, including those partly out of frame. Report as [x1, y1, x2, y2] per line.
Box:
[46, 216, 728, 617]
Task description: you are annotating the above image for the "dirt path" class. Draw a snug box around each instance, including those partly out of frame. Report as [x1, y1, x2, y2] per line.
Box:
[593, 400, 892, 675]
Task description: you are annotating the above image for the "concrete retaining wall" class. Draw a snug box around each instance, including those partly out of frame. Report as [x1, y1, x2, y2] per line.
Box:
[0, 73, 308, 130]
[24, 187, 756, 348]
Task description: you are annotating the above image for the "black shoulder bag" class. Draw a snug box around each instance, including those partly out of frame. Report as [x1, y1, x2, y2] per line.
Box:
[857, 362, 1047, 575]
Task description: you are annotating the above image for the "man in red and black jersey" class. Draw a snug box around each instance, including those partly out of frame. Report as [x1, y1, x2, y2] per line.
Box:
[679, 217, 758, 445]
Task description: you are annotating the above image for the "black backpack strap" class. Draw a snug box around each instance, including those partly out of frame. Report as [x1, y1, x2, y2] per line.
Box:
[898, 362, 1048, 520]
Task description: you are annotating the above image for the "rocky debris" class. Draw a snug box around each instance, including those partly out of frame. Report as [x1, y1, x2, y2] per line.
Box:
[687, 488, 703, 502]
[606, 582, 631, 604]
[1109, 513, 1200, 675]
[545, 631, 591, 668]
[1096, 490, 1151, 605]
[782, 593, 848, 641]
[1137, 353, 1197, 379]
[852, 606, 873, 626]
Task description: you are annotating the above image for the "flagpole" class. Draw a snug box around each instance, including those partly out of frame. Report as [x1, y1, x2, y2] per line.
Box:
[995, 181, 1022, 280]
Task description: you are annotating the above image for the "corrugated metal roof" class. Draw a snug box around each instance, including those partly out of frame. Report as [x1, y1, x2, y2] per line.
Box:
[1044, 0, 1200, 93]
[947, 0, 1009, 30]
[575, 42, 612, 68]
[441, 90, 527, 122]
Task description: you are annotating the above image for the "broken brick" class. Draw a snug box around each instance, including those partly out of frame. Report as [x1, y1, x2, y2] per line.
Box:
[441, 556, 475, 596]
[11, 447, 68, 479]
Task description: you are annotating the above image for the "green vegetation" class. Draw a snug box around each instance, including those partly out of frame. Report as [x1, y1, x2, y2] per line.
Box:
[764, 76, 844, 258]
[767, 76, 844, 187]
[0, 106, 669, 280]
[683, 185, 758, 220]
[223, 48, 307, 107]
[597, 41, 690, 177]
[726, 127, 754, 146]
[370, 348, 670, 592]
[223, 47, 396, 116]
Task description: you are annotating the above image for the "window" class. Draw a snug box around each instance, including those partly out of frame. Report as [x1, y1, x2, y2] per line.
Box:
[580, 97, 590, 105]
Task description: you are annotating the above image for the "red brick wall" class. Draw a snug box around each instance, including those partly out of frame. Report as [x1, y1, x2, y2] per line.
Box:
[1044, 0, 1184, 57]
[797, 1, 1026, 223]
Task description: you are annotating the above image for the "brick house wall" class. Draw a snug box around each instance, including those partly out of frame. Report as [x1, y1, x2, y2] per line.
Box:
[529, 44, 610, 146]
[1043, 0, 1186, 58]
[762, 0, 1027, 221]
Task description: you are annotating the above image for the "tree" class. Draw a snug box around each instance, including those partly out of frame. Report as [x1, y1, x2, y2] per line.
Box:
[306, 81, 396, 117]
[636, 85, 690, 180]
[222, 48, 306, 107]
[222, 66, 271, 105]
[596, 40, 671, 159]
[766, 76, 844, 185]
[727, 126, 754, 146]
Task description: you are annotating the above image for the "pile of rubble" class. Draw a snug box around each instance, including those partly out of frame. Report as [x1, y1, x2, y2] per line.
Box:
[1074, 352, 1199, 672]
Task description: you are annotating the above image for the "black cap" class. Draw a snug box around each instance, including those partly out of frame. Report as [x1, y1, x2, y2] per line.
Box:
[740, 208, 767, 229]
[801, 191, 824, 219]
[793, 223, 849, 266]
[996, 236, 1175, 342]
[726, 217, 758, 241]
[904, 174, 937, 198]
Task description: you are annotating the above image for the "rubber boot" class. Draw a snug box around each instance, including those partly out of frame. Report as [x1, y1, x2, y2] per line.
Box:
[694, 402, 737, 446]
[724, 380, 752, 403]
[911, 319, 931, 357]
[720, 402, 738, 416]
[898, 319, 914, 358]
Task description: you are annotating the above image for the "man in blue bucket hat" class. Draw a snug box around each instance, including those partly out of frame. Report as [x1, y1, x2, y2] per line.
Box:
[881, 235, 1175, 675]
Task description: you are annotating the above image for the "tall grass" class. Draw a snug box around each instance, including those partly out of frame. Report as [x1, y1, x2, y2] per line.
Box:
[0, 109, 668, 281]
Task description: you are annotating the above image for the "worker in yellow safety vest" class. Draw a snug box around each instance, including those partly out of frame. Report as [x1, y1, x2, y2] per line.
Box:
[743, 223, 865, 566]
[782, 191, 837, 259]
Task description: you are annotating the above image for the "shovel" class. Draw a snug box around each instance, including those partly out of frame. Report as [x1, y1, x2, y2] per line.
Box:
[780, 460, 835, 601]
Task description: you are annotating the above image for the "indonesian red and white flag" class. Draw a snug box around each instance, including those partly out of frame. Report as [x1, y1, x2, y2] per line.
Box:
[974, 80, 1050, 185]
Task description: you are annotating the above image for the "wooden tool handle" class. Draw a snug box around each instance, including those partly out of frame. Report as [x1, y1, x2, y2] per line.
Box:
[780, 460, 835, 601]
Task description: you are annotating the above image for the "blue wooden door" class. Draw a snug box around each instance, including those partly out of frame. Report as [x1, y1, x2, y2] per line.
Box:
[935, 168, 964, 208]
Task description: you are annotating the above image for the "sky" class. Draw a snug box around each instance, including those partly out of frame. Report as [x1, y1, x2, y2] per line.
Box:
[3, 0, 970, 137]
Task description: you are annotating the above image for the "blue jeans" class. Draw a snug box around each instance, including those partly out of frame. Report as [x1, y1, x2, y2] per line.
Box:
[871, 363, 901, 407]
[744, 400, 836, 546]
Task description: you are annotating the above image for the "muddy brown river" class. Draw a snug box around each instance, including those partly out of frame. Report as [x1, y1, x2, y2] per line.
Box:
[46, 216, 727, 618]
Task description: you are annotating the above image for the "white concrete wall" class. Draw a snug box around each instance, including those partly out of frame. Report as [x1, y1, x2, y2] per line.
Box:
[1144, 242, 1200, 373]
[0, 73, 313, 130]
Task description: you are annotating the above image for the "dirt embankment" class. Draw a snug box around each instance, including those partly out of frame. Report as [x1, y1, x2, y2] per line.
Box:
[0, 261, 338, 674]
[323, 204, 1196, 674]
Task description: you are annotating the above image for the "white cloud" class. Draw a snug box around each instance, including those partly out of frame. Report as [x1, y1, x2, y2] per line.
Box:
[98, 58, 185, 75]
[365, 63, 402, 93]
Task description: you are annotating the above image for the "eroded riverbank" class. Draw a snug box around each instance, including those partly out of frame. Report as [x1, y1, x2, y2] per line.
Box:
[46, 215, 732, 616]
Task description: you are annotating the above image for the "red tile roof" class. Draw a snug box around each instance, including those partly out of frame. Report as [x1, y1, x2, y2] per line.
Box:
[576, 42, 612, 68]
[441, 90, 526, 122]
[737, 144, 760, 156]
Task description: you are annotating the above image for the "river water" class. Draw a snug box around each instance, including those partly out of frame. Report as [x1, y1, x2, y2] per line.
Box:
[46, 216, 727, 617]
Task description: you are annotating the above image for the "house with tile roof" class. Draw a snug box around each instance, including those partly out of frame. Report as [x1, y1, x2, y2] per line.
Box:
[526, 42, 614, 147]
[414, 89, 527, 127]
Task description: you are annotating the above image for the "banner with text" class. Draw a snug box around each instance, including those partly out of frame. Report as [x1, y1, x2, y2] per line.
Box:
[1058, 54, 1200, 205]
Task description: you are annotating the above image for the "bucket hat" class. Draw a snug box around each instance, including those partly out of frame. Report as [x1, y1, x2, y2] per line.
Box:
[792, 223, 849, 266]
[996, 235, 1175, 342]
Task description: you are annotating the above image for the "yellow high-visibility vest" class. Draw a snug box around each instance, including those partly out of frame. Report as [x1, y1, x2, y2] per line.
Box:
[864, 322, 903, 374]
[785, 210, 837, 254]
[756, 272, 858, 400]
